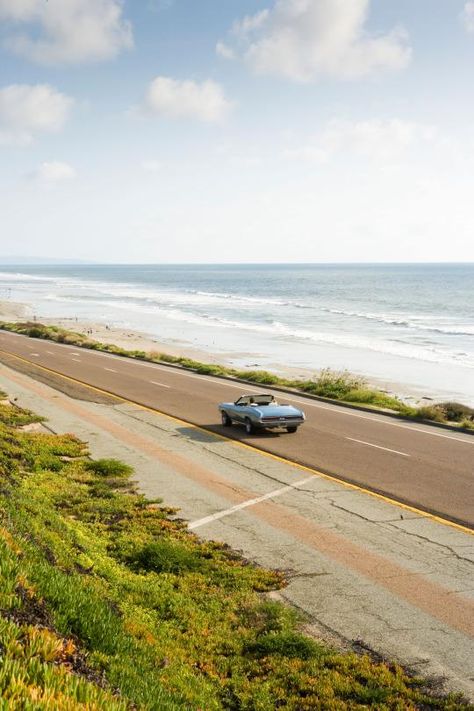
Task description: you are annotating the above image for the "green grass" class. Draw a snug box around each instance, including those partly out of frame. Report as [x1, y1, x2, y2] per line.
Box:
[0, 394, 472, 708]
[2, 320, 473, 430]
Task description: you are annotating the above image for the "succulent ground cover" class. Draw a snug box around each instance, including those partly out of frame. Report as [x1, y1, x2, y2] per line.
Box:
[0, 393, 472, 708]
[1, 321, 473, 430]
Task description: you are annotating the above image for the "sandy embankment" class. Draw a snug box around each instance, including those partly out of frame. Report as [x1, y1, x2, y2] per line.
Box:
[0, 299, 428, 404]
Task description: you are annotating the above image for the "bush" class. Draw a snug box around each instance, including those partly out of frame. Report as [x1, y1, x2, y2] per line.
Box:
[246, 632, 323, 660]
[129, 540, 202, 574]
[194, 363, 226, 376]
[84, 459, 133, 478]
[241, 370, 281, 385]
[301, 368, 367, 399]
[25, 326, 45, 338]
[437, 402, 474, 423]
[343, 388, 404, 410]
[414, 405, 445, 423]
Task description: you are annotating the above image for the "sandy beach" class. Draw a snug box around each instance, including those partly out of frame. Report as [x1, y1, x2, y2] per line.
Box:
[0, 298, 438, 405]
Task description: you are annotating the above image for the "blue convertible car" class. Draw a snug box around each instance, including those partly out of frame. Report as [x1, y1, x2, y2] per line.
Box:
[218, 393, 305, 434]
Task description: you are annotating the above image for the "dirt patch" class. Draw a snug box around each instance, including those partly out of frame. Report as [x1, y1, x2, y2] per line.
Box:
[0, 352, 118, 405]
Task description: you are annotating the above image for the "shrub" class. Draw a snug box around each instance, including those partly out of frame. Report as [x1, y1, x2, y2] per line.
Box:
[240, 370, 281, 385]
[84, 459, 133, 478]
[437, 402, 474, 423]
[129, 540, 202, 574]
[127, 350, 147, 360]
[414, 405, 445, 423]
[194, 363, 226, 376]
[246, 632, 323, 660]
[302, 368, 367, 399]
[25, 326, 45, 339]
[343, 388, 403, 410]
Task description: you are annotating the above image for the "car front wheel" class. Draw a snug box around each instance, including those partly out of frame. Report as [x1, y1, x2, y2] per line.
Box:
[286, 426, 298, 433]
[245, 418, 255, 435]
[221, 411, 232, 427]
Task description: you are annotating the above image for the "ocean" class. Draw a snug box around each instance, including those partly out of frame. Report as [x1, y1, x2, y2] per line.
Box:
[0, 263, 473, 404]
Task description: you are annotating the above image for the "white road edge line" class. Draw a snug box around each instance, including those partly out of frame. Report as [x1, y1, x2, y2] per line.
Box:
[151, 381, 171, 388]
[346, 437, 410, 457]
[104, 367, 117, 373]
[188, 475, 315, 530]
[30, 353, 39, 357]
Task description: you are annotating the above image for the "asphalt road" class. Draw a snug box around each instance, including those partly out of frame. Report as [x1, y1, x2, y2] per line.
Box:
[0, 329, 473, 527]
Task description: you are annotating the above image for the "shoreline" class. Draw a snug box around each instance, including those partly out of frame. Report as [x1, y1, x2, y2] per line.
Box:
[0, 298, 464, 406]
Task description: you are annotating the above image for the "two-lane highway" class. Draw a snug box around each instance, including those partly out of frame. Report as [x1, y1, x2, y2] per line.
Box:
[0, 328, 473, 527]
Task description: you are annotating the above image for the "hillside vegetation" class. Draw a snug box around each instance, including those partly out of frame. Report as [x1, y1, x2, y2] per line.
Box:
[1, 321, 473, 430]
[0, 391, 471, 708]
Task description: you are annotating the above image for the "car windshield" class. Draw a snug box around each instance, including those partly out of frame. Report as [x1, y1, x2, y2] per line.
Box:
[250, 395, 275, 406]
[236, 395, 275, 406]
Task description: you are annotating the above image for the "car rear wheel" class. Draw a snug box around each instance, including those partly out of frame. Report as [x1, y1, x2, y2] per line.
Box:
[221, 411, 232, 427]
[245, 418, 255, 435]
[286, 426, 298, 433]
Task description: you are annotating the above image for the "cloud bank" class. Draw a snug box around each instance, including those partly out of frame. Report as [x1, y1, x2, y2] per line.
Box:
[218, 0, 411, 82]
[0, 0, 133, 64]
[0, 83, 73, 145]
[144, 77, 232, 122]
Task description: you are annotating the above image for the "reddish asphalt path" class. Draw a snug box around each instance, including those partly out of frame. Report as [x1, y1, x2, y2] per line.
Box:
[0, 329, 473, 528]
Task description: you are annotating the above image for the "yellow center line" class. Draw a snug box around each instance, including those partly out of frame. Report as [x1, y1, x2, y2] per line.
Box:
[0, 346, 472, 537]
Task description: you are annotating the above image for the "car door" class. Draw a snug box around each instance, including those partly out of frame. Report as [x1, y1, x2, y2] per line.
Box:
[233, 396, 250, 423]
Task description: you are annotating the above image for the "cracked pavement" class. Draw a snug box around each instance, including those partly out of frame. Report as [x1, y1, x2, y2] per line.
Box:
[1, 362, 473, 700]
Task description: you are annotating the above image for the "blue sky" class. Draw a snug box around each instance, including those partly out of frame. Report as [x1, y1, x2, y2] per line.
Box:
[0, 0, 473, 263]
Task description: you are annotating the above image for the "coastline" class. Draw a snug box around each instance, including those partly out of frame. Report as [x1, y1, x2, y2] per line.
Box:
[0, 298, 453, 406]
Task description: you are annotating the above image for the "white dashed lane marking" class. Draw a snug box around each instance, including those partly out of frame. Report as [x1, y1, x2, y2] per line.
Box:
[346, 437, 410, 457]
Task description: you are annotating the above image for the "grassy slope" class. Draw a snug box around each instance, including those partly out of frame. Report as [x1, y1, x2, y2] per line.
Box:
[1, 321, 473, 430]
[0, 392, 472, 709]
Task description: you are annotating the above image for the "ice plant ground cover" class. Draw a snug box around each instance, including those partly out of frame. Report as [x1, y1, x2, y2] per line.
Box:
[0, 389, 471, 709]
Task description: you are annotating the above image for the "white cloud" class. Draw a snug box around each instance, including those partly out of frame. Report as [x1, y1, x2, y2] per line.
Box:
[0, 83, 73, 145]
[462, 2, 474, 33]
[144, 77, 232, 122]
[284, 119, 436, 162]
[216, 41, 236, 60]
[234, 9, 270, 35]
[32, 160, 77, 183]
[219, 0, 411, 82]
[0, 0, 132, 64]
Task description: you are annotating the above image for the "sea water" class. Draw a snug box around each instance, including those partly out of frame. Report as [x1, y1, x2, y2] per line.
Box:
[0, 263, 473, 404]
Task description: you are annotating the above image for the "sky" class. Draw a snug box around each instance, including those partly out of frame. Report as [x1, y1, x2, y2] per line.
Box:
[0, 0, 473, 264]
